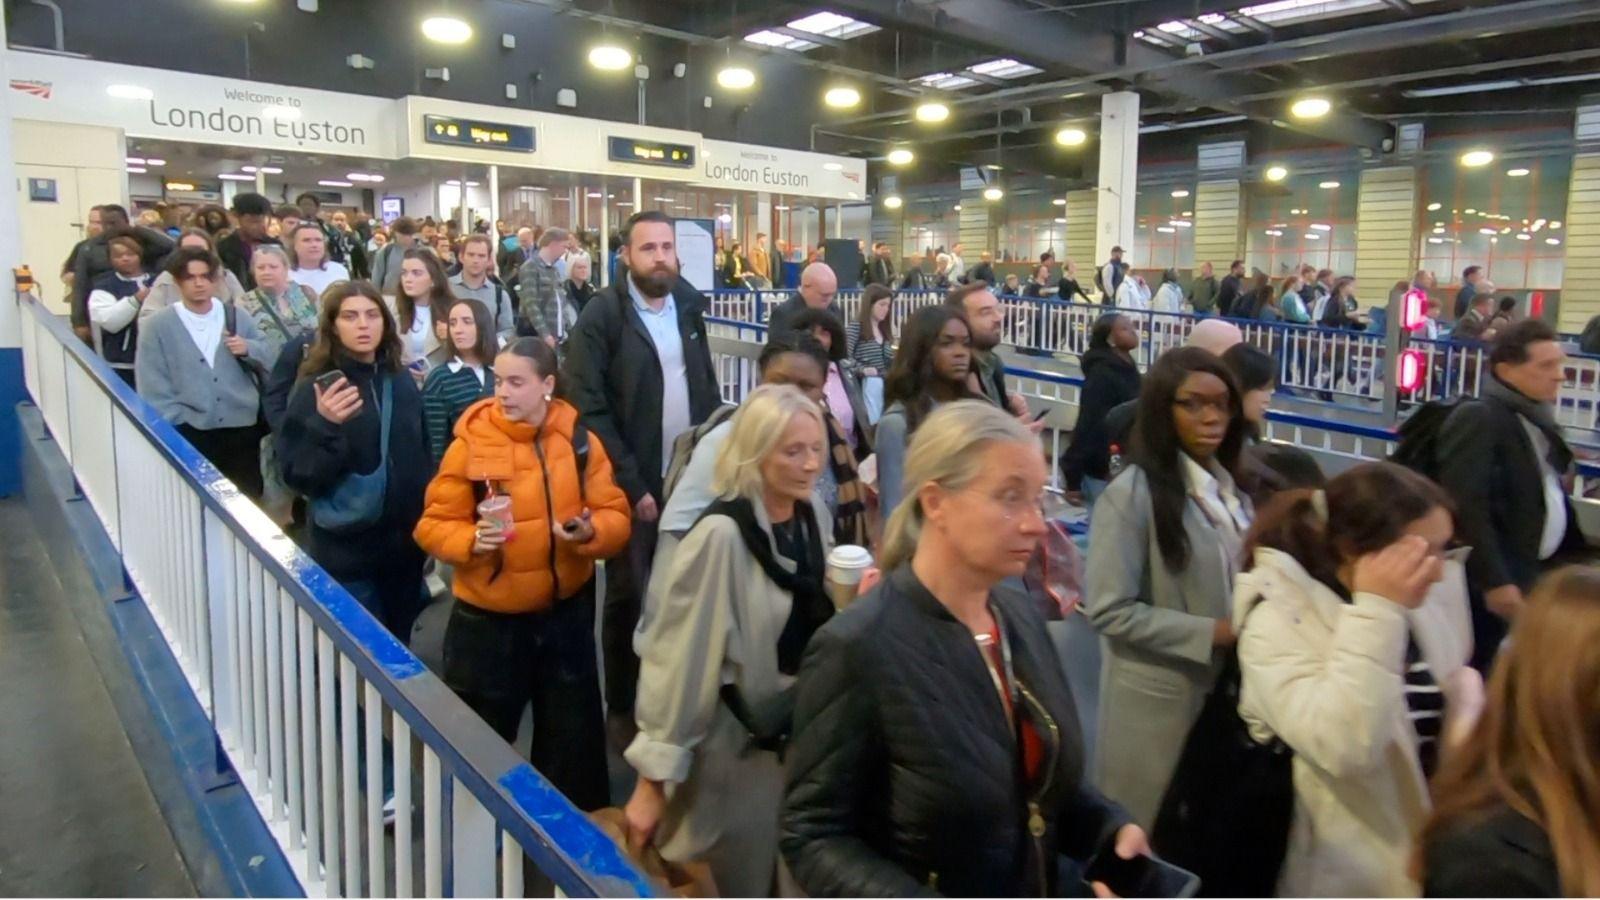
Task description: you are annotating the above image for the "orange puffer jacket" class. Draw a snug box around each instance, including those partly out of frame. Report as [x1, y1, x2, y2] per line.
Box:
[414, 397, 631, 614]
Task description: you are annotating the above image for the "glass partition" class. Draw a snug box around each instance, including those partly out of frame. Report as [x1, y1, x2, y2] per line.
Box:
[1245, 167, 1359, 279]
[1416, 152, 1569, 292]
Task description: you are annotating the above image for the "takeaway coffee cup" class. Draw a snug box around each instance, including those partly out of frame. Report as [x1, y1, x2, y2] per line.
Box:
[477, 494, 516, 542]
[825, 544, 874, 610]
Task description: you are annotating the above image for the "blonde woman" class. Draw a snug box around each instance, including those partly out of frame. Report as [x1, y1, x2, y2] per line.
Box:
[783, 401, 1144, 897]
[624, 384, 835, 897]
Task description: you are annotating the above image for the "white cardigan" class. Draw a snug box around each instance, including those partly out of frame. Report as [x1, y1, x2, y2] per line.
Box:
[1233, 549, 1476, 898]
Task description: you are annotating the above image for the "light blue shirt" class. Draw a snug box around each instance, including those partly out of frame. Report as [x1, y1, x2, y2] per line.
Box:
[628, 277, 691, 477]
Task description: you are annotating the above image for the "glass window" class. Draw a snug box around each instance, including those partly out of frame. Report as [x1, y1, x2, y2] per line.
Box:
[1132, 183, 1196, 271]
[1245, 168, 1358, 279]
[1417, 153, 1568, 292]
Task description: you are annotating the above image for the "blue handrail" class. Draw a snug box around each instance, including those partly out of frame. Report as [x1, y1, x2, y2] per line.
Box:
[20, 296, 657, 898]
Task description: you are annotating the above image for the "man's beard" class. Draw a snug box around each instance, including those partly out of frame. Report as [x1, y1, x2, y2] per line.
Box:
[973, 329, 1000, 351]
[629, 264, 677, 298]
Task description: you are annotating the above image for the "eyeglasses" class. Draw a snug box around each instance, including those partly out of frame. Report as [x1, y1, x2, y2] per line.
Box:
[1172, 396, 1230, 416]
[965, 486, 1048, 522]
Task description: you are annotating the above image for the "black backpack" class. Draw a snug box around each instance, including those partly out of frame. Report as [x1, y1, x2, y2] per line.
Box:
[1152, 599, 1293, 897]
[1391, 397, 1473, 481]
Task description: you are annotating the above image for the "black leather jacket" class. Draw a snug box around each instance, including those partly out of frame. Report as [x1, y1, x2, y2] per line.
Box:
[782, 567, 1132, 897]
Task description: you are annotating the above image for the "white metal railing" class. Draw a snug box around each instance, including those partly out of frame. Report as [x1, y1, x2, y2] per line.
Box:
[17, 293, 654, 899]
[711, 289, 1600, 445]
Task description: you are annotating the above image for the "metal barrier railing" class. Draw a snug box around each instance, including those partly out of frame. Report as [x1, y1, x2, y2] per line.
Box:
[709, 288, 1600, 443]
[704, 313, 1600, 497]
[15, 293, 655, 899]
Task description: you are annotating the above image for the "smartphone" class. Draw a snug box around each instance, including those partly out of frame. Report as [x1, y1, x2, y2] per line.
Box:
[1031, 407, 1051, 422]
[562, 517, 582, 532]
[314, 370, 345, 392]
[1084, 852, 1199, 899]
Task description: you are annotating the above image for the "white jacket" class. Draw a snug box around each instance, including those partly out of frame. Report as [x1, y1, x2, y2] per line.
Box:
[1153, 281, 1185, 314]
[1233, 549, 1475, 898]
[1114, 277, 1151, 310]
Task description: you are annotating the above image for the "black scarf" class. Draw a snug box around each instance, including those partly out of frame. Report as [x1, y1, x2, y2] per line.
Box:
[699, 496, 830, 675]
[1483, 373, 1573, 473]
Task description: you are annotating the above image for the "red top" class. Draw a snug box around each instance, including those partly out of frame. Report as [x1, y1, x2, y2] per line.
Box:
[981, 622, 1046, 786]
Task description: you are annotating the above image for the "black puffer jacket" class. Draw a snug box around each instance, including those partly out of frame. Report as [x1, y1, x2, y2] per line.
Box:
[782, 567, 1132, 897]
[1059, 347, 1141, 490]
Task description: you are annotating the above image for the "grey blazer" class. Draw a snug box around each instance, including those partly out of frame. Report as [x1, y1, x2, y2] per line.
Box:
[135, 303, 271, 431]
[1083, 464, 1244, 826]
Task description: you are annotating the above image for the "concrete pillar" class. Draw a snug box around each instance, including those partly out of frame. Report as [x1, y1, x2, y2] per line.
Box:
[1354, 166, 1419, 291]
[255, 169, 267, 194]
[488, 164, 499, 229]
[1094, 91, 1140, 270]
[1558, 152, 1600, 331]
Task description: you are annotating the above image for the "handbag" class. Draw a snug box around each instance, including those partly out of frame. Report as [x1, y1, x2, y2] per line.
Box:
[1151, 598, 1293, 898]
[309, 376, 393, 533]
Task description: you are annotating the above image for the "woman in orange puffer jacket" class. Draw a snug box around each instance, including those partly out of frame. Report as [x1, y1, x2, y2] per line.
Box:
[415, 336, 630, 811]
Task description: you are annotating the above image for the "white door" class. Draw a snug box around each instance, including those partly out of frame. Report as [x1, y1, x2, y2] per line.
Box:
[16, 163, 84, 316]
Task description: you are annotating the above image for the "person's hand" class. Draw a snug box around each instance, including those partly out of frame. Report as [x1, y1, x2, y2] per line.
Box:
[1485, 584, 1524, 621]
[1352, 535, 1441, 609]
[1091, 824, 1152, 899]
[224, 334, 248, 357]
[471, 519, 506, 554]
[1008, 393, 1030, 419]
[858, 566, 883, 597]
[73, 324, 93, 344]
[134, 285, 151, 302]
[635, 494, 659, 523]
[544, 334, 558, 349]
[861, 367, 879, 377]
[1024, 415, 1048, 434]
[552, 509, 595, 544]
[313, 377, 362, 425]
[624, 778, 666, 851]
[1213, 618, 1237, 647]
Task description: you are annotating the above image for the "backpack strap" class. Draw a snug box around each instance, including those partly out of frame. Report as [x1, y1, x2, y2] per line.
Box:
[572, 423, 589, 506]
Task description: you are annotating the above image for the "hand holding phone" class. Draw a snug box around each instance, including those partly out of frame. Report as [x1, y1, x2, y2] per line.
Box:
[1084, 850, 1198, 899]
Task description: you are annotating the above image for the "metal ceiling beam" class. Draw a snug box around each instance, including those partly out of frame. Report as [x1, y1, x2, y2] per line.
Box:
[770, 25, 847, 49]
[1182, 18, 1240, 45]
[1224, 12, 1275, 37]
[1377, 0, 1418, 13]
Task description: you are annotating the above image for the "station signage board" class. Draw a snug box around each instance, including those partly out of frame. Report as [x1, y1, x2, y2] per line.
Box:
[607, 136, 696, 169]
[423, 115, 535, 152]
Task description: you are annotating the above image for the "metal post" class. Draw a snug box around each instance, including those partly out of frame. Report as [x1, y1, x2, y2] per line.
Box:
[459, 166, 471, 234]
[600, 177, 610, 289]
[488, 164, 499, 230]
[1381, 289, 1404, 423]
[633, 176, 642, 219]
[255, 170, 267, 194]
[834, 203, 843, 238]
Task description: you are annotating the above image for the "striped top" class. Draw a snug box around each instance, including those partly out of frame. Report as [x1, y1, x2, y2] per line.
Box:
[846, 322, 894, 375]
[1404, 636, 1444, 778]
[422, 360, 495, 468]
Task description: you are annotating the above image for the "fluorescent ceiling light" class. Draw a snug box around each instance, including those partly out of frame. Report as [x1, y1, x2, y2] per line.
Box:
[586, 192, 603, 198]
[1139, 115, 1247, 134]
[953, 204, 962, 211]
[1403, 71, 1600, 99]
[886, 148, 914, 166]
[1171, 220, 1192, 228]
[1264, 229, 1283, 236]
[1428, 237, 1444, 244]
[1264, 165, 1288, 182]
[1310, 223, 1332, 231]
[1516, 233, 1532, 240]
[1239, 0, 1386, 28]
[1052, 198, 1067, 206]
[126, 166, 147, 174]
[1319, 180, 1340, 189]
[1304, 232, 1322, 239]
[145, 158, 166, 166]
[883, 195, 903, 209]
[786, 11, 879, 38]
[347, 173, 384, 183]
[1433, 226, 1445, 234]
[915, 101, 950, 123]
[912, 72, 978, 91]
[126, 157, 145, 165]
[1551, 220, 1563, 229]
[218, 173, 255, 181]
[983, 186, 1004, 201]
[1054, 127, 1087, 146]
[319, 180, 354, 187]
[1460, 149, 1495, 167]
[1426, 202, 1441, 211]
[241, 165, 284, 174]
[588, 45, 632, 70]
[1182, 211, 1193, 217]
[718, 213, 732, 223]
[775, 205, 790, 211]
[1171, 189, 1190, 198]
[420, 15, 472, 44]
[1506, 167, 1530, 177]
[1157, 226, 1176, 233]
[1479, 227, 1498, 235]
[966, 58, 1043, 79]
[107, 84, 153, 100]
[1546, 237, 1562, 245]
[824, 86, 861, 108]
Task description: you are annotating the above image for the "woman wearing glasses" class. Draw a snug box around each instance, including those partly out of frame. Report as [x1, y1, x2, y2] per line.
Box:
[1084, 347, 1253, 827]
[1235, 463, 1477, 896]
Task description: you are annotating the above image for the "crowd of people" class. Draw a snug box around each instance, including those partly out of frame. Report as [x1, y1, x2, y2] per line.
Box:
[55, 194, 1600, 898]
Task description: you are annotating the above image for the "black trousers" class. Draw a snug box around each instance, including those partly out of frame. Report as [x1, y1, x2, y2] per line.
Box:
[601, 517, 658, 716]
[177, 422, 265, 500]
[443, 581, 609, 812]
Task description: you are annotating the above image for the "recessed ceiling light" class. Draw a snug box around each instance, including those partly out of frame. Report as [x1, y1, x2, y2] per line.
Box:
[1054, 127, 1087, 146]
[1310, 223, 1332, 231]
[126, 166, 147, 174]
[915, 101, 950, 123]
[1427, 202, 1442, 211]
[319, 180, 354, 187]
[346, 173, 384, 183]
[1157, 226, 1176, 234]
[775, 205, 790, 211]
[1546, 237, 1562, 245]
[952, 204, 961, 211]
[1264, 165, 1288, 182]
[126, 157, 145, 166]
[824, 86, 861, 108]
[1264, 229, 1283, 236]
[1171, 189, 1190, 198]
[1053, 217, 1067, 224]
[586, 192, 603, 198]
[145, 158, 165, 166]
[588, 45, 632, 70]
[1052, 198, 1066, 206]
[218, 173, 255, 181]
[883, 195, 903, 209]
[420, 15, 472, 44]
[1304, 232, 1322, 239]
[1551, 220, 1563, 229]
[982, 186, 1003, 201]
[1479, 227, 1498, 235]
[717, 66, 756, 90]
[1460, 149, 1495, 167]
[1319, 181, 1340, 189]
[1290, 97, 1331, 119]
[1506, 167, 1530, 177]
[886, 148, 914, 166]
[1516, 233, 1532, 240]
[1428, 237, 1444, 244]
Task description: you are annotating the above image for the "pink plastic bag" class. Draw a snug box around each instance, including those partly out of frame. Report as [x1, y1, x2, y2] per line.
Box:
[1023, 520, 1084, 619]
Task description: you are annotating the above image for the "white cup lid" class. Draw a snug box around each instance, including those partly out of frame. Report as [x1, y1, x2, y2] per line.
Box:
[827, 544, 874, 570]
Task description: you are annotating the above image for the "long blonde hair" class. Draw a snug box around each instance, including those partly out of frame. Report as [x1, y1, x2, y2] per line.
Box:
[879, 400, 1036, 570]
[1416, 566, 1600, 895]
[712, 384, 825, 504]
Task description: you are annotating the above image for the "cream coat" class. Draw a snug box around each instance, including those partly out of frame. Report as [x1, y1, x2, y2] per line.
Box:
[1234, 549, 1475, 898]
[625, 496, 833, 898]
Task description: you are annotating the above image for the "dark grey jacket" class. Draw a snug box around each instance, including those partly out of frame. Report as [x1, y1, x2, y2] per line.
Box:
[134, 303, 270, 431]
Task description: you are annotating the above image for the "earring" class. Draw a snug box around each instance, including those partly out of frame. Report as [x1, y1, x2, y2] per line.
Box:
[543, 393, 552, 402]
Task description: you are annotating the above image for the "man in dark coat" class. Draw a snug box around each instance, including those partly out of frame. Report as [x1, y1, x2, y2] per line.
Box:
[215, 192, 280, 291]
[765, 262, 842, 340]
[562, 210, 722, 738]
[70, 203, 174, 341]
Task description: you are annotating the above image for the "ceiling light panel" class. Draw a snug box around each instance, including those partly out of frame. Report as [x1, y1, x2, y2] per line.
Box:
[966, 58, 1043, 79]
[913, 71, 979, 91]
[785, 11, 879, 38]
[743, 30, 818, 51]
